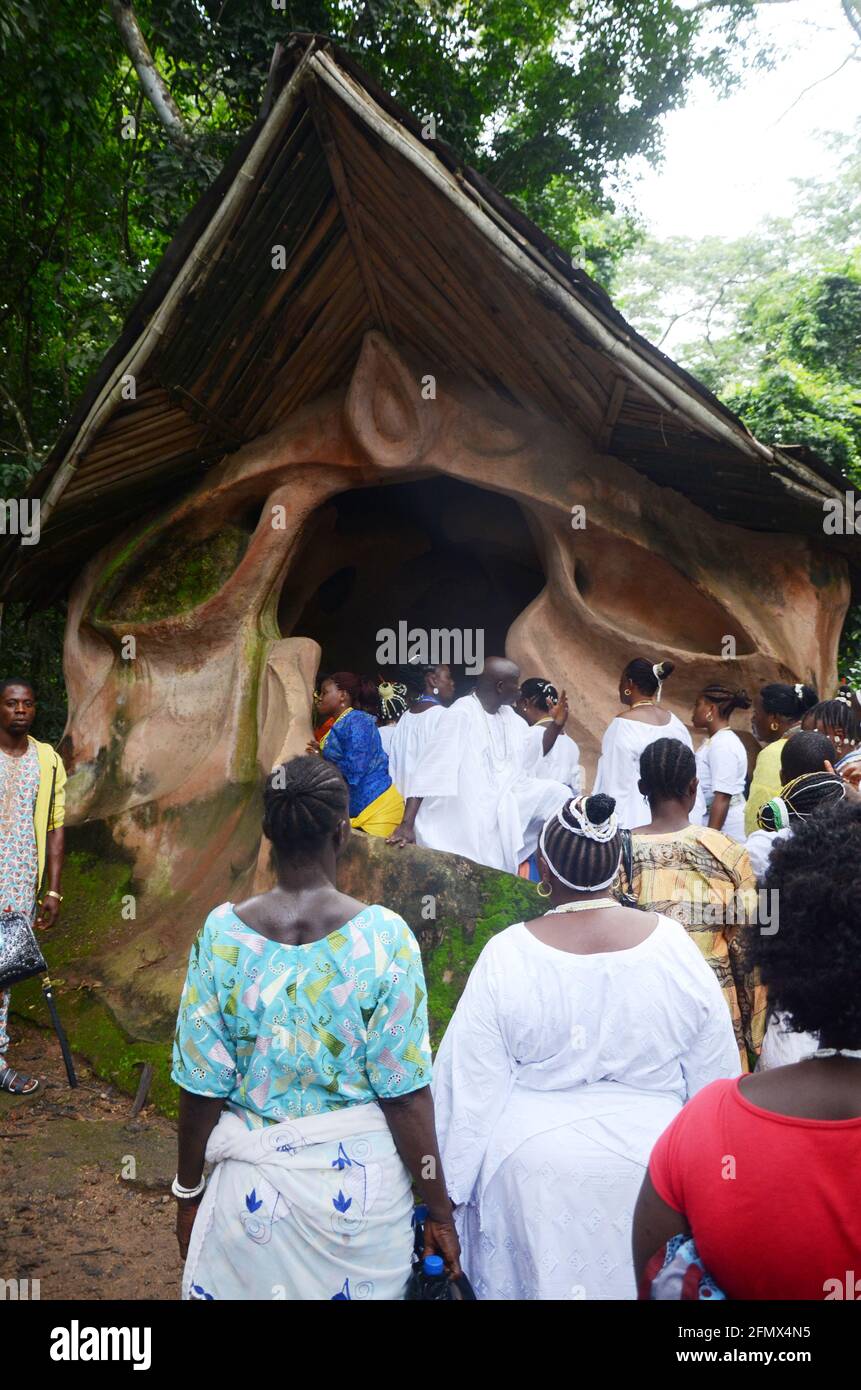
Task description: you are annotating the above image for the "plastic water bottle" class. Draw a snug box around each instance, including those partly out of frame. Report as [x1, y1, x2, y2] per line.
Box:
[422, 1253, 450, 1301]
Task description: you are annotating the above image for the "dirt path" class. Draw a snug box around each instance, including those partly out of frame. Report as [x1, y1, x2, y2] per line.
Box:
[0, 1020, 182, 1300]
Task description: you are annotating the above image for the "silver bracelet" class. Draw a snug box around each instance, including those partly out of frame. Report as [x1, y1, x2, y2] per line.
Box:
[172, 1174, 206, 1200]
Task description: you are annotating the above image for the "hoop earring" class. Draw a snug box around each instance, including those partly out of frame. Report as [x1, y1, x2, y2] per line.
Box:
[432, 687, 439, 695]
[537, 881, 552, 898]
[770, 721, 779, 733]
[706, 711, 713, 722]
[624, 688, 632, 698]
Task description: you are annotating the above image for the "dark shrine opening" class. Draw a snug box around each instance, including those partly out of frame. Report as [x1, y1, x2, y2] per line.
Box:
[279, 476, 545, 683]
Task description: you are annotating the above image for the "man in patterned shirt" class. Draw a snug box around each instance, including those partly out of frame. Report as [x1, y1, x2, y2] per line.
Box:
[0, 678, 66, 1095]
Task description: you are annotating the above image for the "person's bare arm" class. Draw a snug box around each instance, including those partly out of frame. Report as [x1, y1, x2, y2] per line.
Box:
[708, 791, 731, 832]
[632, 1170, 691, 1291]
[175, 1089, 226, 1258]
[542, 689, 569, 756]
[36, 826, 65, 928]
[387, 796, 423, 846]
[379, 1085, 461, 1275]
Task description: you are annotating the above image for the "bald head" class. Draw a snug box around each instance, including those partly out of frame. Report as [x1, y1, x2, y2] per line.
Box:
[475, 657, 520, 712]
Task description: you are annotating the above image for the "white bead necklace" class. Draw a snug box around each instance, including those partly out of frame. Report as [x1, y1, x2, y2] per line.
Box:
[473, 692, 510, 771]
[543, 897, 619, 915]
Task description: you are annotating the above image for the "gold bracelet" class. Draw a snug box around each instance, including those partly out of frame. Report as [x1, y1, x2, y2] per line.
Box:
[45, 890, 63, 901]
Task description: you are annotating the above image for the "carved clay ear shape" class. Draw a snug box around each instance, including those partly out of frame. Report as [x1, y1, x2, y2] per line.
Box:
[344, 331, 439, 468]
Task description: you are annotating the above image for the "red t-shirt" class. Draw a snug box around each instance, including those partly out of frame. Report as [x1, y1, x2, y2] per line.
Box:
[649, 1077, 861, 1300]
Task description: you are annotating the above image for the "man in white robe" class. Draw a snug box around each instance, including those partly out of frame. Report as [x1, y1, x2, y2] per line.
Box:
[387, 657, 570, 873]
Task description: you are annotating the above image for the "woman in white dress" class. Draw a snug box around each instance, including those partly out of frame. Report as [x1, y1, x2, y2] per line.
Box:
[690, 684, 751, 841]
[386, 664, 455, 815]
[432, 792, 739, 1300]
[592, 657, 694, 829]
[516, 677, 583, 795]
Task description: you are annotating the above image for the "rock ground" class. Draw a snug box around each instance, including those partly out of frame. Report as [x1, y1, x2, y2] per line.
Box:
[0, 1020, 181, 1300]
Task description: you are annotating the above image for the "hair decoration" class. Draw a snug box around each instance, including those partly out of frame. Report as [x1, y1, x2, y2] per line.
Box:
[759, 796, 790, 832]
[538, 795, 622, 891]
[378, 680, 408, 720]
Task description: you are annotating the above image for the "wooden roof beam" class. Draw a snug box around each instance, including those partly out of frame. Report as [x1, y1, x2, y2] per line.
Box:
[598, 377, 627, 452]
[303, 73, 395, 342]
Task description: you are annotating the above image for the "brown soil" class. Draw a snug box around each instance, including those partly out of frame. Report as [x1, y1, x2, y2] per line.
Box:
[0, 1019, 182, 1300]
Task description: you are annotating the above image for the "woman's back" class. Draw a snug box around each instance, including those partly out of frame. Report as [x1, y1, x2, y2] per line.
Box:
[649, 1073, 861, 1299]
[172, 901, 430, 1127]
[594, 714, 692, 829]
[625, 824, 766, 1068]
[457, 915, 738, 1101]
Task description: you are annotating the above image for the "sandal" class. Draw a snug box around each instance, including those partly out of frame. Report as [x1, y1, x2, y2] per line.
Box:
[0, 1065, 39, 1095]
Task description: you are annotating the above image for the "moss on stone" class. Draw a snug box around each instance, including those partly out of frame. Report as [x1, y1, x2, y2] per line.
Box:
[97, 524, 250, 624]
[423, 871, 540, 1045]
[11, 826, 538, 1118]
[10, 846, 178, 1115]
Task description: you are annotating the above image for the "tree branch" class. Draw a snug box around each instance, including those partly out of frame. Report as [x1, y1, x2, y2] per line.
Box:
[770, 50, 858, 127]
[842, 0, 861, 43]
[108, 0, 190, 147]
[0, 381, 37, 460]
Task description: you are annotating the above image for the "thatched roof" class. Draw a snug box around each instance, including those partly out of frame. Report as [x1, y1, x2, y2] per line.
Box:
[3, 32, 857, 605]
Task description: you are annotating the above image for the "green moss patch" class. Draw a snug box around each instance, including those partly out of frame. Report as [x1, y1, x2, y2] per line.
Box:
[97, 523, 250, 623]
[423, 872, 540, 1044]
[9, 837, 179, 1113]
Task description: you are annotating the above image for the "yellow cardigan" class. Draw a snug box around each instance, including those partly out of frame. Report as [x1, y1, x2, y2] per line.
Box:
[31, 736, 67, 892]
[744, 737, 786, 837]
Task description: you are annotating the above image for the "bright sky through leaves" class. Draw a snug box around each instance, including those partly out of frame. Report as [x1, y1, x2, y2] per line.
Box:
[629, 0, 860, 239]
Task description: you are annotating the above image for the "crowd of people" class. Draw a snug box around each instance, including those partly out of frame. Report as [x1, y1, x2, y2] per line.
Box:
[168, 652, 861, 1301]
[3, 653, 859, 1301]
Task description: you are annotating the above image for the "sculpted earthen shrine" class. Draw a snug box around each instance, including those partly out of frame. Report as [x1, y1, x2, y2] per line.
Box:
[1, 36, 857, 1102]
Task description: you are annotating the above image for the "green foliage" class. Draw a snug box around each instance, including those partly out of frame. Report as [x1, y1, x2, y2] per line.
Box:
[0, 602, 67, 743]
[839, 604, 861, 687]
[615, 133, 861, 670]
[0, 0, 770, 484]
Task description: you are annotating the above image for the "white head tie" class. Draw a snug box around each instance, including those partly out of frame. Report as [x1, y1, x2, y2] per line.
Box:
[794, 683, 804, 700]
[652, 663, 664, 702]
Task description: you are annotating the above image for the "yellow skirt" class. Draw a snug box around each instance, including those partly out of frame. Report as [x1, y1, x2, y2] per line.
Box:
[350, 783, 405, 838]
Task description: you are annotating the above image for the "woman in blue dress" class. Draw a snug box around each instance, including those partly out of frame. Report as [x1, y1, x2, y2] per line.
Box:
[310, 672, 405, 837]
[172, 755, 459, 1300]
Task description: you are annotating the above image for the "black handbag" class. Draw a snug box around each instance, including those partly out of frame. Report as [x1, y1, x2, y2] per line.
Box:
[617, 829, 639, 909]
[0, 909, 48, 990]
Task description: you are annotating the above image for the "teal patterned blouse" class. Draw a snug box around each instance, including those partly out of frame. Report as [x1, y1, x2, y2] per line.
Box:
[172, 901, 432, 1129]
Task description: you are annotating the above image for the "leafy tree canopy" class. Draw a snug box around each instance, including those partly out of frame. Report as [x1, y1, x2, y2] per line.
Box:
[0, 0, 773, 486]
[615, 130, 861, 680]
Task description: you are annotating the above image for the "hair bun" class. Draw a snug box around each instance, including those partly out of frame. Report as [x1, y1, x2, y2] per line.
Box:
[584, 792, 616, 824]
[655, 660, 675, 681]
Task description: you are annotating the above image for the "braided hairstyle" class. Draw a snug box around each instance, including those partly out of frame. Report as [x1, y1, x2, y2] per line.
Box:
[623, 657, 675, 697]
[760, 682, 818, 720]
[540, 793, 622, 891]
[802, 691, 861, 752]
[757, 770, 846, 832]
[780, 730, 836, 782]
[699, 684, 752, 719]
[520, 677, 559, 711]
[263, 756, 348, 862]
[638, 737, 696, 805]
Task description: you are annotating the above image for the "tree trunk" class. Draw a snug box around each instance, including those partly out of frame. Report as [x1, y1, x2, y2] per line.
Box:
[109, 0, 190, 147]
